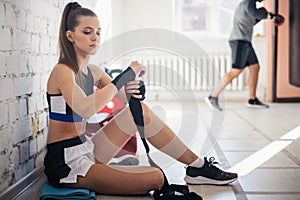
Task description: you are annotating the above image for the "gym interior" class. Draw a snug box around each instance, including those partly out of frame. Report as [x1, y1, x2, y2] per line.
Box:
[0, 0, 299, 199]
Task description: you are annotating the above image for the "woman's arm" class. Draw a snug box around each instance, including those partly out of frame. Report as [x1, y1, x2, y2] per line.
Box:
[90, 64, 128, 102]
[91, 61, 146, 103]
[54, 64, 118, 119]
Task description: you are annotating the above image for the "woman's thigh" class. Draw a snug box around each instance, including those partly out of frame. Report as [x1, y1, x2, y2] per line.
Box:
[69, 164, 164, 195]
[91, 107, 137, 163]
[91, 103, 164, 163]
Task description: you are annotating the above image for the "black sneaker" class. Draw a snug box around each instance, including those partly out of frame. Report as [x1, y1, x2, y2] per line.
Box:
[247, 97, 269, 108]
[184, 157, 238, 185]
[205, 95, 222, 111]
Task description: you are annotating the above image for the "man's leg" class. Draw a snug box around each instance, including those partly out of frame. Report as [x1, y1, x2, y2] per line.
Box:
[248, 63, 260, 99]
[247, 63, 269, 108]
[206, 68, 243, 111]
[211, 68, 243, 97]
[206, 40, 248, 110]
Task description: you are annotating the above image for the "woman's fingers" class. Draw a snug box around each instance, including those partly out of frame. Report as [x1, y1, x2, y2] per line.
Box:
[125, 80, 145, 100]
[125, 80, 140, 94]
[131, 94, 143, 99]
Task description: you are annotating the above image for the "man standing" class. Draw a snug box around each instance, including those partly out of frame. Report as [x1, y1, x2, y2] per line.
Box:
[206, 0, 270, 111]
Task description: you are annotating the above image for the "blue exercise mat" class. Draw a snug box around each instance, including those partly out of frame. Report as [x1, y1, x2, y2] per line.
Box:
[40, 179, 96, 200]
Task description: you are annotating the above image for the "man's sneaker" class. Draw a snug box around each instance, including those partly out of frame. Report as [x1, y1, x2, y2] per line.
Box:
[205, 95, 222, 111]
[184, 157, 238, 185]
[247, 97, 269, 108]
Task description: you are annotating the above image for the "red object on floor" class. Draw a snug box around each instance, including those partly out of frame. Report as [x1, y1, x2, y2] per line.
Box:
[114, 134, 137, 158]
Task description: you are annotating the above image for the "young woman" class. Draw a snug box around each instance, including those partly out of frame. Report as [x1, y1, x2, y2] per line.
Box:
[44, 2, 238, 195]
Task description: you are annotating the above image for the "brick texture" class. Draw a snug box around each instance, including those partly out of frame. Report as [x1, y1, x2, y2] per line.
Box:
[0, 0, 97, 194]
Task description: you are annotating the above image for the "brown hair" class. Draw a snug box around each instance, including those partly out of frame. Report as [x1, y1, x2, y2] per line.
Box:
[58, 2, 97, 74]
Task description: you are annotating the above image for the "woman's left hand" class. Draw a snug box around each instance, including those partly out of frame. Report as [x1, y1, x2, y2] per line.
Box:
[125, 80, 145, 100]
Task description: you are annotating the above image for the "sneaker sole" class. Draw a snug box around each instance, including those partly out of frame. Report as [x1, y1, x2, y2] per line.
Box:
[184, 175, 238, 185]
[205, 97, 222, 111]
[247, 103, 269, 108]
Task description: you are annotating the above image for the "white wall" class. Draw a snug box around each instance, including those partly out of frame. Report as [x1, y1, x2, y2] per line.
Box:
[111, 0, 173, 35]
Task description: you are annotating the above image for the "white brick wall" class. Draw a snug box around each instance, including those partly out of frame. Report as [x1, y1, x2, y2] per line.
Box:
[0, 29, 11, 51]
[0, 0, 99, 194]
[0, 103, 9, 125]
[0, 126, 13, 152]
[0, 79, 14, 101]
[0, 3, 4, 26]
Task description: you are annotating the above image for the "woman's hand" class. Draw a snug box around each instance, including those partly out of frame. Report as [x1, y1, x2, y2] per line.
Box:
[129, 61, 146, 77]
[125, 80, 145, 100]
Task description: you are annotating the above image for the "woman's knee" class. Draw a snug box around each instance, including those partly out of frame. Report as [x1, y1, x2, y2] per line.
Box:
[148, 169, 164, 190]
[141, 102, 151, 122]
[141, 102, 150, 113]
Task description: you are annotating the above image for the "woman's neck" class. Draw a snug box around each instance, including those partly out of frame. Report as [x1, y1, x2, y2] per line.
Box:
[77, 55, 90, 72]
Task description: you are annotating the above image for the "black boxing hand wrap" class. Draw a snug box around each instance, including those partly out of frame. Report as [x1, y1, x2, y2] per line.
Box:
[126, 80, 146, 101]
[111, 67, 136, 91]
[134, 80, 146, 101]
[126, 81, 146, 102]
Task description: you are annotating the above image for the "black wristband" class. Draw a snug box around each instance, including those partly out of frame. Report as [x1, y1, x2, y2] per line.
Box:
[111, 67, 136, 90]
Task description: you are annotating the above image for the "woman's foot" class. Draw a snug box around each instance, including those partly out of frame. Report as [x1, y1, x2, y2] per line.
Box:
[185, 157, 238, 185]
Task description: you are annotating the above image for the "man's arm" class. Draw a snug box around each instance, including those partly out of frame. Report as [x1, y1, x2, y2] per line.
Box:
[246, 0, 268, 21]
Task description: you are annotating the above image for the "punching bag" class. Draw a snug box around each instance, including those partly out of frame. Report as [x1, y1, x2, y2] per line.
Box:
[289, 0, 300, 87]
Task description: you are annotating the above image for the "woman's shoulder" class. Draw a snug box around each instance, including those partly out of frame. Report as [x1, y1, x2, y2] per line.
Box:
[47, 63, 78, 92]
[49, 63, 76, 84]
[47, 64, 74, 93]
[53, 63, 74, 74]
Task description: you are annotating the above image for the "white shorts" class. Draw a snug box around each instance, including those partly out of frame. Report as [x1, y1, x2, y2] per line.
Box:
[44, 134, 95, 187]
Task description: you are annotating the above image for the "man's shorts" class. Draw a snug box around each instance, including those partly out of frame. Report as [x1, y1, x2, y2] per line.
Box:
[44, 134, 95, 187]
[229, 40, 259, 69]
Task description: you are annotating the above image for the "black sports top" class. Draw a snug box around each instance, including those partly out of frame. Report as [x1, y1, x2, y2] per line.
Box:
[47, 67, 94, 122]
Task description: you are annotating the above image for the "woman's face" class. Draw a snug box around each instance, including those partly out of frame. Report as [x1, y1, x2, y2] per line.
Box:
[68, 16, 101, 57]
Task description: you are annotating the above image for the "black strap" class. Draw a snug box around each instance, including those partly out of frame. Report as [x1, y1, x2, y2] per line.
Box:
[112, 67, 136, 91]
[153, 184, 202, 200]
[126, 89, 202, 200]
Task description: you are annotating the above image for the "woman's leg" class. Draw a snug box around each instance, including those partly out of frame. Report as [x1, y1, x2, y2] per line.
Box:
[91, 103, 198, 165]
[67, 164, 164, 195]
[89, 102, 237, 192]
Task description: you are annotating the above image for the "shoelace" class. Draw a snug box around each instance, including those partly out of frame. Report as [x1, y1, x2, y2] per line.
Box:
[184, 156, 221, 169]
[206, 157, 224, 174]
[207, 157, 220, 165]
